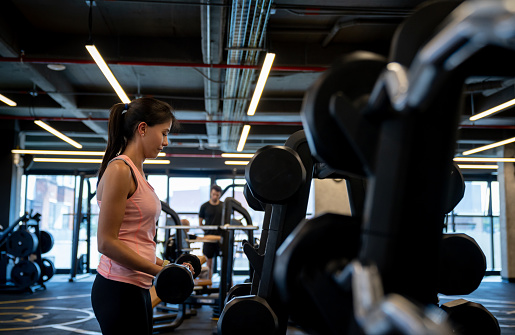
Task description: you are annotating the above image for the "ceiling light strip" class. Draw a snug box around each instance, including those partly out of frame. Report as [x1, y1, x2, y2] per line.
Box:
[33, 158, 169, 164]
[457, 164, 498, 169]
[454, 157, 515, 162]
[225, 161, 250, 165]
[85, 44, 131, 104]
[11, 149, 165, 157]
[221, 153, 254, 158]
[34, 120, 83, 149]
[462, 136, 515, 155]
[236, 125, 251, 152]
[13, 149, 103, 156]
[469, 98, 515, 121]
[247, 53, 275, 116]
[0, 94, 16, 106]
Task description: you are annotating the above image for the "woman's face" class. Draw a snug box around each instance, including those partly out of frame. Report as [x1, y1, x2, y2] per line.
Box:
[142, 119, 173, 158]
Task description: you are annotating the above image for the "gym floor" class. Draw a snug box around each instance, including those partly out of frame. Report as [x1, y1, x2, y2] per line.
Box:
[0, 275, 512, 334]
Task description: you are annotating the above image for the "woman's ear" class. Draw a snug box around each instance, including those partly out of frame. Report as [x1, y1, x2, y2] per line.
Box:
[137, 122, 147, 137]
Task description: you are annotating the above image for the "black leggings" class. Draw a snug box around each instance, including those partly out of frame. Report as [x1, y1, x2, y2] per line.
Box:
[91, 274, 153, 335]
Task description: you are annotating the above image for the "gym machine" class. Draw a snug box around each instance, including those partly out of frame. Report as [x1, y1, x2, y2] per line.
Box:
[161, 201, 191, 263]
[0, 211, 55, 292]
[70, 173, 96, 281]
[273, 1, 507, 334]
[153, 199, 257, 332]
[185, 197, 257, 317]
[218, 130, 316, 335]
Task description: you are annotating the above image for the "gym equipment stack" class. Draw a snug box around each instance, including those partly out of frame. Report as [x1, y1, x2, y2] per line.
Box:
[220, 1, 509, 334]
[0, 211, 55, 292]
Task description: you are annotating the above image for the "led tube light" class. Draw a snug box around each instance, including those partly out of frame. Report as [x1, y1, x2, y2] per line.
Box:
[236, 125, 251, 152]
[33, 158, 170, 164]
[470, 98, 515, 121]
[0, 94, 16, 106]
[11, 149, 165, 157]
[462, 137, 515, 155]
[34, 120, 83, 149]
[224, 161, 250, 165]
[457, 164, 498, 169]
[86, 44, 131, 104]
[247, 53, 275, 116]
[221, 153, 254, 158]
[454, 157, 515, 162]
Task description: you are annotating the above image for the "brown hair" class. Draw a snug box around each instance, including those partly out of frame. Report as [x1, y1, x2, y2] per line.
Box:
[98, 97, 177, 181]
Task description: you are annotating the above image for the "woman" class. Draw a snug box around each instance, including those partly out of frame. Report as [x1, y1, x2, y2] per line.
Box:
[91, 97, 192, 334]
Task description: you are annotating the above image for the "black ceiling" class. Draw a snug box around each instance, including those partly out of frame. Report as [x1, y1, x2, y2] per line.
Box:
[0, 0, 513, 175]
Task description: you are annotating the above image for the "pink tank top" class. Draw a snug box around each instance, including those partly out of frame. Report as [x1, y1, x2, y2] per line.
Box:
[96, 155, 161, 289]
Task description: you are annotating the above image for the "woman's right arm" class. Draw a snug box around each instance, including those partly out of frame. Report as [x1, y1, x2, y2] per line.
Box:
[97, 161, 163, 276]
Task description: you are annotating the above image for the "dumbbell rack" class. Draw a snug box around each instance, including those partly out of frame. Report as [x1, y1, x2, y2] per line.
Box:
[0, 212, 48, 293]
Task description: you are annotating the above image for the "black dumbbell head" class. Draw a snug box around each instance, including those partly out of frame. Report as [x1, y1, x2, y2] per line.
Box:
[245, 145, 306, 204]
[154, 264, 194, 304]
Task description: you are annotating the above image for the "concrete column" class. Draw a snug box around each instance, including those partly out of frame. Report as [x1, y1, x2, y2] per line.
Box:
[314, 178, 351, 216]
[0, 120, 18, 226]
[499, 143, 515, 281]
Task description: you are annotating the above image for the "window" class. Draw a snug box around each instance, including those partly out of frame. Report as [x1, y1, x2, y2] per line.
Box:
[448, 179, 501, 271]
[22, 175, 77, 269]
[161, 177, 212, 260]
[454, 181, 489, 216]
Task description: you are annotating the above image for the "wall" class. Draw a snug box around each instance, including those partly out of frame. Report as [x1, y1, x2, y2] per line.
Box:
[499, 144, 515, 280]
[314, 178, 351, 216]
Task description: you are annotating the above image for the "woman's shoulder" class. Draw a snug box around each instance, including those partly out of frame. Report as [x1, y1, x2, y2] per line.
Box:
[108, 158, 131, 169]
[97, 159, 134, 200]
[104, 159, 133, 179]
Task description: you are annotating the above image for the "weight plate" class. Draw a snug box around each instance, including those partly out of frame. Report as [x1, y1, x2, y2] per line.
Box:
[301, 51, 387, 176]
[41, 258, 56, 282]
[245, 145, 306, 204]
[441, 299, 500, 335]
[7, 229, 38, 258]
[39, 230, 54, 254]
[437, 234, 486, 295]
[218, 295, 278, 335]
[442, 162, 465, 214]
[154, 264, 194, 304]
[224, 283, 252, 305]
[11, 260, 41, 288]
[175, 253, 202, 279]
[274, 213, 361, 334]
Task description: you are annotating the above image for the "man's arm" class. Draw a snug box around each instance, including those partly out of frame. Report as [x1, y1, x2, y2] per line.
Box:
[199, 202, 205, 226]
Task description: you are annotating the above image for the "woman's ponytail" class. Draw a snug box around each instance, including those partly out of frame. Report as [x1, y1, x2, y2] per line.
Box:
[98, 103, 127, 181]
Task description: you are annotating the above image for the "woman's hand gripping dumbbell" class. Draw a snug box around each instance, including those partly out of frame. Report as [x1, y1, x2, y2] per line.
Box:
[153, 254, 202, 305]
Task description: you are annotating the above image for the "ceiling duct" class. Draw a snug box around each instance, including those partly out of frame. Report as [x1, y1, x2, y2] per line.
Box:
[201, 1, 227, 149]
[220, 0, 273, 152]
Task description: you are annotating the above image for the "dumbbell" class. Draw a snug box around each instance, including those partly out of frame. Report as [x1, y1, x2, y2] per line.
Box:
[153, 254, 202, 305]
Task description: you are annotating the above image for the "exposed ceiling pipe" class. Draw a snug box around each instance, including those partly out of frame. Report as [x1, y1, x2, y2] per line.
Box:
[201, 1, 226, 148]
[0, 114, 302, 125]
[221, 0, 273, 151]
[0, 57, 326, 72]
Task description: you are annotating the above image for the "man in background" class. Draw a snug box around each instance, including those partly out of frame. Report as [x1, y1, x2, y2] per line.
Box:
[199, 184, 223, 280]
